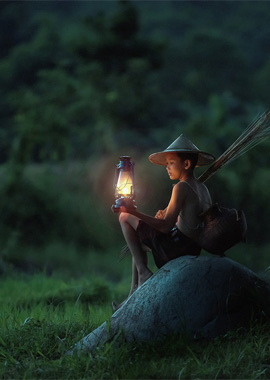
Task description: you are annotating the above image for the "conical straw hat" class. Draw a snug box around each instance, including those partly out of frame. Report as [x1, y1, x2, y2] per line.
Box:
[149, 134, 215, 167]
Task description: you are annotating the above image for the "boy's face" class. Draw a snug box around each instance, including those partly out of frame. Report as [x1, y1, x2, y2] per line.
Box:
[165, 153, 186, 180]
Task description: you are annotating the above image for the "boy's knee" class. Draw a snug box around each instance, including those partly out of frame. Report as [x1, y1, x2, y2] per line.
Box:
[119, 212, 128, 224]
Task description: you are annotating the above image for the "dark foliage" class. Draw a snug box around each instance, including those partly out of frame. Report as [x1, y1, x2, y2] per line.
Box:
[0, 0, 269, 267]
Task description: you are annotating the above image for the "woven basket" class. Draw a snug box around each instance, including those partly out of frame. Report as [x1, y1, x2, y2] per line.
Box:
[197, 204, 247, 255]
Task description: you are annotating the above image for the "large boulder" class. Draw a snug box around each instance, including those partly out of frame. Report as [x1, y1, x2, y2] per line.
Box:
[69, 255, 270, 355]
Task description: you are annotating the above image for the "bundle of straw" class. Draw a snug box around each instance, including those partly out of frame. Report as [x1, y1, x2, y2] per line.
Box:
[198, 110, 270, 183]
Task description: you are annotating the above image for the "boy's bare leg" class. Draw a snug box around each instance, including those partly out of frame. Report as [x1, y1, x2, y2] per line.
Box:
[112, 213, 153, 312]
[129, 258, 139, 295]
[119, 213, 153, 285]
[112, 259, 138, 312]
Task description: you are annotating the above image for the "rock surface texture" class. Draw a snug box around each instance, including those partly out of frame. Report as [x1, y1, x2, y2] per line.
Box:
[70, 255, 270, 354]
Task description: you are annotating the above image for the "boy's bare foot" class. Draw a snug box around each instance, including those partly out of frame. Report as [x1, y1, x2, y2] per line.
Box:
[112, 285, 138, 312]
[111, 274, 151, 312]
[112, 300, 125, 312]
[138, 269, 153, 286]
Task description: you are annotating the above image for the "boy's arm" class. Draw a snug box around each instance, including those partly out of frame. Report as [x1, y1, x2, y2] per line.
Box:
[125, 182, 188, 234]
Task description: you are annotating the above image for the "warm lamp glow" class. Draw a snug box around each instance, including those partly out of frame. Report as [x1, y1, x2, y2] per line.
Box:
[112, 156, 137, 212]
[116, 171, 133, 196]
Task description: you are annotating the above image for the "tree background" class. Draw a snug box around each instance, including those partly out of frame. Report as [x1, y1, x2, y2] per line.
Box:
[0, 0, 270, 275]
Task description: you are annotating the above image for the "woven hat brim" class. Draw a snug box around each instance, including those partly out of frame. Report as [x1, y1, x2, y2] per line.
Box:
[149, 149, 215, 167]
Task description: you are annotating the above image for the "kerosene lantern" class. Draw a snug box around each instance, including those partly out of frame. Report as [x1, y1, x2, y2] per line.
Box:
[112, 156, 137, 212]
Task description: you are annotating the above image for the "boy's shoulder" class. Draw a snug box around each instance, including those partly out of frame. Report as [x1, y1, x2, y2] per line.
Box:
[175, 178, 208, 196]
[173, 181, 189, 194]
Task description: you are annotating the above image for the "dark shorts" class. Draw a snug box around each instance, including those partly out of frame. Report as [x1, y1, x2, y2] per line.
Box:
[137, 221, 201, 269]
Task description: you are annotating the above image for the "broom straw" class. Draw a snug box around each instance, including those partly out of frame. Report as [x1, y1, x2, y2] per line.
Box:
[198, 110, 270, 183]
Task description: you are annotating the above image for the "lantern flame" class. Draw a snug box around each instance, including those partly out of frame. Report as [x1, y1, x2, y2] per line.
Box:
[116, 172, 133, 196]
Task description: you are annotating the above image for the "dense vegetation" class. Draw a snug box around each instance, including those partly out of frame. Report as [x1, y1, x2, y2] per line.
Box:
[1, 1, 270, 378]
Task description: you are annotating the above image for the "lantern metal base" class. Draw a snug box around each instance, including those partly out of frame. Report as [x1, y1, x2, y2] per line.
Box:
[112, 197, 137, 213]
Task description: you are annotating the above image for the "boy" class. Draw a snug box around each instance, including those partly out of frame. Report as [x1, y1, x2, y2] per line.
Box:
[112, 134, 215, 311]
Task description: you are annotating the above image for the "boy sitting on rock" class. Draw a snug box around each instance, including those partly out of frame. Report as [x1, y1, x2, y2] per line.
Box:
[112, 134, 215, 311]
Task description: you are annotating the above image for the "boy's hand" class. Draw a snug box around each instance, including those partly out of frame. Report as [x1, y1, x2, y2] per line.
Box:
[119, 206, 128, 214]
[111, 205, 136, 214]
[155, 209, 166, 219]
[111, 205, 128, 213]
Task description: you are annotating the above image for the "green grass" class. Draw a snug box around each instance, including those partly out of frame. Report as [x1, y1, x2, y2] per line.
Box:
[1, 268, 270, 379]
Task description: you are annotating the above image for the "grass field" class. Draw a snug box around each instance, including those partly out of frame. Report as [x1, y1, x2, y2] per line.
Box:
[1, 246, 270, 379]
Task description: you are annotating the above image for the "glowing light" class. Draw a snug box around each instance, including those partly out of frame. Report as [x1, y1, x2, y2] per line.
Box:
[116, 172, 133, 196]
[112, 156, 137, 212]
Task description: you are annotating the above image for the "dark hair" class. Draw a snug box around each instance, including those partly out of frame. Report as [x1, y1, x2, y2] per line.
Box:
[177, 152, 198, 169]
